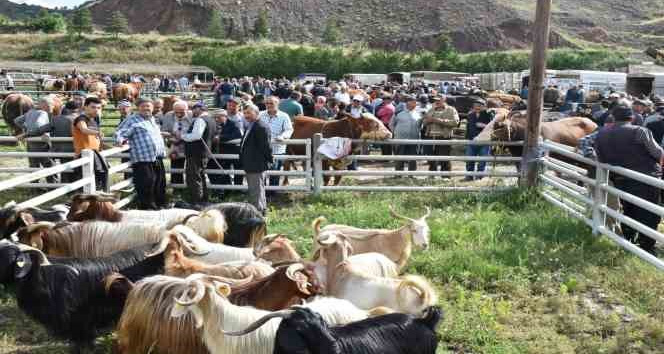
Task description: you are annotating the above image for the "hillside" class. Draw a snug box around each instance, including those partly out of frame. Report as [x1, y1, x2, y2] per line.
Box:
[80, 0, 664, 52]
[0, 0, 46, 19]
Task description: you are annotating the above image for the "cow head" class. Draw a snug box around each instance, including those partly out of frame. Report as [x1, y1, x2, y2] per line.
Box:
[356, 113, 392, 140]
[491, 110, 526, 142]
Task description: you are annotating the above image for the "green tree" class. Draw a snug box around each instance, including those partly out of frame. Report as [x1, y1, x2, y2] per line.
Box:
[68, 8, 93, 38]
[435, 34, 461, 71]
[30, 9, 66, 33]
[322, 19, 341, 45]
[253, 9, 269, 39]
[105, 11, 129, 38]
[207, 10, 224, 39]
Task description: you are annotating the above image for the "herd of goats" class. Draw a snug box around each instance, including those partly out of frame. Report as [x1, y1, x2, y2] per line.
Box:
[0, 194, 440, 354]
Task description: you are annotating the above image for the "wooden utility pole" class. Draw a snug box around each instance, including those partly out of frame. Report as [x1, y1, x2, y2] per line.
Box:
[523, 0, 552, 187]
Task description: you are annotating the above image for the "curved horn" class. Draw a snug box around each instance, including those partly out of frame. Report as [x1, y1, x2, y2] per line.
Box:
[285, 263, 305, 281]
[389, 206, 412, 222]
[222, 310, 295, 336]
[23, 221, 55, 234]
[312, 217, 326, 239]
[174, 280, 206, 307]
[422, 207, 431, 219]
[317, 232, 337, 246]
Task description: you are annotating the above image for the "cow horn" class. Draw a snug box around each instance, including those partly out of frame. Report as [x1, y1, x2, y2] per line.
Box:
[174, 280, 206, 307]
[222, 310, 295, 336]
[389, 206, 413, 222]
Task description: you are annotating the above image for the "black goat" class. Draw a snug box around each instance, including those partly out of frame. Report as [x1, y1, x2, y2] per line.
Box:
[226, 306, 442, 354]
[0, 202, 67, 239]
[3, 243, 166, 353]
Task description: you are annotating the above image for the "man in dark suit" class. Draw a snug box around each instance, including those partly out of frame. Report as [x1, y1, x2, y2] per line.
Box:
[240, 104, 273, 215]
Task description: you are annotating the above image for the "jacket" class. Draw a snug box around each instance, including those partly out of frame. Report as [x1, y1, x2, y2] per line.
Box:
[240, 120, 273, 173]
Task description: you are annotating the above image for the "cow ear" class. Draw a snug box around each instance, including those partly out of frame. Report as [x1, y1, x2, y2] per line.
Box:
[18, 212, 34, 226]
[14, 252, 34, 280]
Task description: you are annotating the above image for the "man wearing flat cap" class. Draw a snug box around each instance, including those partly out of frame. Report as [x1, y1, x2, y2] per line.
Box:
[594, 105, 664, 255]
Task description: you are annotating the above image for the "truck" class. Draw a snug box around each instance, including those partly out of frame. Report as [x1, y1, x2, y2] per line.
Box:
[410, 71, 470, 85]
[548, 70, 627, 93]
[477, 72, 522, 91]
[627, 72, 664, 97]
[344, 73, 388, 86]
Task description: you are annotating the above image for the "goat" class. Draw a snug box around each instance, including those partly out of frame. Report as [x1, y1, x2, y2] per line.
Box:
[7, 245, 169, 354]
[312, 206, 431, 270]
[317, 233, 437, 315]
[163, 233, 275, 279]
[228, 263, 322, 311]
[0, 239, 50, 284]
[67, 193, 198, 226]
[225, 306, 443, 354]
[0, 201, 68, 239]
[253, 234, 302, 264]
[170, 274, 371, 354]
[204, 202, 267, 247]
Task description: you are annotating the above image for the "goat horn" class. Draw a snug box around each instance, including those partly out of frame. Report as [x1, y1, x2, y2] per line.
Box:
[317, 233, 337, 246]
[222, 310, 295, 336]
[174, 280, 206, 306]
[312, 217, 326, 239]
[389, 206, 413, 222]
[423, 207, 431, 219]
[23, 221, 55, 234]
[285, 263, 305, 281]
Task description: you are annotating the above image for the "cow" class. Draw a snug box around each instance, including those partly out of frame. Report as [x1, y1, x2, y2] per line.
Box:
[112, 83, 142, 102]
[284, 113, 392, 186]
[65, 77, 85, 92]
[40, 78, 66, 91]
[1, 93, 33, 135]
[87, 81, 108, 100]
[161, 95, 179, 114]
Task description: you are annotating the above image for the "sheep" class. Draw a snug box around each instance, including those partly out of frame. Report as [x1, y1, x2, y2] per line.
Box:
[317, 233, 437, 315]
[6, 243, 170, 354]
[224, 306, 443, 354]
[312, 206, 431, 270]
[163, 233, 275, 279]
[67, 193, 198, 226]
[169, 274, 371, 354]
[0, 200, 68, 239]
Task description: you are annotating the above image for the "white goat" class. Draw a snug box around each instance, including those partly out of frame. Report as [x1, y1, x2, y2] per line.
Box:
[317, 234, 437, 315]
[312, 206, 431, 270]
[170, 274, 370, 354]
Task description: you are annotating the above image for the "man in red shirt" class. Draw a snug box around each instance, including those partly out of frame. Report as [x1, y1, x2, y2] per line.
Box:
[375, 94, 396, 155]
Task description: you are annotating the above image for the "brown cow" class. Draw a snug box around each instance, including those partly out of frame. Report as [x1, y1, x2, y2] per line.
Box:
[112, 83, 142, 102]
[87, 81, 108, 100]
[2, 93, 33, 135]
[65, 77, 85, 92]
[285, 113, 392, 186]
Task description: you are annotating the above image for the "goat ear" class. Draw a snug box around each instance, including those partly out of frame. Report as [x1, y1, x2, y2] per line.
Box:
[295, 274, 312, 296]
[14, 252, 34, 280]
[18, 212, 34, 226]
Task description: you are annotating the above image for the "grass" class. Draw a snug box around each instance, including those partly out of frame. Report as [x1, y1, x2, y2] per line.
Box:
[1, 189, 664, 353]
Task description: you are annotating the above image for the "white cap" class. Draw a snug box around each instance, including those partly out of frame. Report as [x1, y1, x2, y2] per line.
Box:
[352, 95, 364, 102]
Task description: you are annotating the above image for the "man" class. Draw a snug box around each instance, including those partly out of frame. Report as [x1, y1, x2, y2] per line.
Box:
[632, 99, 647, 126]
[153, 98, 164, 123]
[347, 95, 367, 118]
[165, 101, 192, 185]
[217, 79, 235, 108]
[51, 101, 79, 183]
[417, 94, 431, 115]
[594, 106, 663, 255]
[390, 96, 421, 172]
[422, 95, 460, 174]
[15, 97, 57, 184]
[259, 96, 293, 188]
[645, 101, 664, 144]
[213, 109, 244, 187]
[240, 104, 273, 215]
[178, 75, 189, 92]
[279, 92, 304, 119]
[72, 91, 87, 114]
[181, 104, 210, 203]
[115, 99, 167, 210]
[117, 100, 133, 123]
[226, 96, 246, 130]
[72, 97, 108, 191]
[1, 70, 14, 90]
[465, 101, 494, 181]
[313, 96, 333, 120]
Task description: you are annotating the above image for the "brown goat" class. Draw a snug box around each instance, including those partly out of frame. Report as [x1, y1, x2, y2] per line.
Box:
[228, 263, 321, 311]
[67, 194, 122, 222]
[163, 234, 275, 279]
[254, 235, 302, 264]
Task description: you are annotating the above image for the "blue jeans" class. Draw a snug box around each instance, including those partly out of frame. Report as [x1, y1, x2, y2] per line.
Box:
[269, 159, 283, 187]
[466, 145, 490, 172]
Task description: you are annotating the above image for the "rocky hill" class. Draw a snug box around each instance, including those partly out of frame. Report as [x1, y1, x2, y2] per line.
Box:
[4, 0, 664, 53]
[0, 0, 47, 19]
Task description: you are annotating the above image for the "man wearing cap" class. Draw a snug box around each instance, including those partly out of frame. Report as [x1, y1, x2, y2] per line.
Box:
[390, 96, 422, 172]
[347, 95, 368, 119]
[645, 99, 664, 144]
[632, 99, 648, 126]
[423, 95, 460, 175]
[165, 101, 192, 185]
[212, 109, 244, 188]
[182, 103, 211, 203]
[594, 106, 664, 255]
[259, 96, 293, 189]
[240, 104, 273, 215]
[51, 100, 80, 183]
[279, 91, 304, 119]
[464, 100, 495, 181]
[115, 99, 167, 210]
[153, 98, 164, 124]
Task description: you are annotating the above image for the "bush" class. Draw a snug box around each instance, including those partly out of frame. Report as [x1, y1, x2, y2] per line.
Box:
[29, 10, 66, 34]
[31, 46, 57, 61]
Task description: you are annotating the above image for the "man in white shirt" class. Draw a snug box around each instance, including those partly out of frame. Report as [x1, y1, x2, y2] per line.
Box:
[259, 96, 293, 188]
[181, 105, 210, 203]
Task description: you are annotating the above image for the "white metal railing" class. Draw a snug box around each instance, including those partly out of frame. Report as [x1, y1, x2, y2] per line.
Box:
[311, 133, 523, 194]
[539, 140, 664, 270]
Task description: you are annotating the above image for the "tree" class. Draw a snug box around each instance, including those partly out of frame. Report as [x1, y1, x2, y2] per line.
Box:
[436, 34, 461, 70]
[253, 9, 269, 39]
[322, 19, 341, 45]
[68, 8, 93, 38]
[207, 10, 224, 39]
[105, 11, 129, 38]
[30, 9, 66, 33]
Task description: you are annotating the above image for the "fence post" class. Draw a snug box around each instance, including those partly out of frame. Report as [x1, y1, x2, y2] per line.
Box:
[81, 149, 96, 194]
[313, 133, 323, 195]
[592, 164, 609, 235]
[304, 139, 312, 193]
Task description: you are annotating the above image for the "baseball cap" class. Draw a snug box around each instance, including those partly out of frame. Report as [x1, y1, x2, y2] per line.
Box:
[192, 102, 207, 110]
[118, 100, 131, 108]
[352, 95, 364, 102]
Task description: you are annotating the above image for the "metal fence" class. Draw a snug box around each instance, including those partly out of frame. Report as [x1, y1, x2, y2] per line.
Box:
[539, 140, 664, 270]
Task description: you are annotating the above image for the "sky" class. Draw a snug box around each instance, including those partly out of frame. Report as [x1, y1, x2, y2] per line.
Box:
[8, 0, 89, 8]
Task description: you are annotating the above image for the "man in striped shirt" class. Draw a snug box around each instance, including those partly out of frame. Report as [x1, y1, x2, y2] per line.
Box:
[115, 99, 167, 210]
[259, 96, 293, 188]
